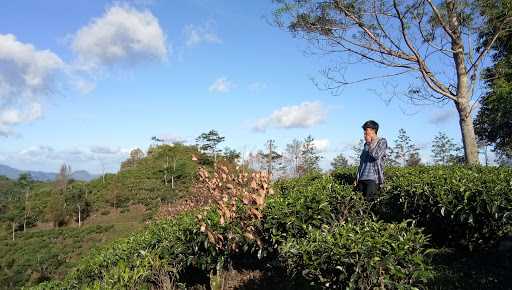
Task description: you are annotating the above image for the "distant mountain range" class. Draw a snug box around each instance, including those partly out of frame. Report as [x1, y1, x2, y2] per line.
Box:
[0, 164, 100, 182]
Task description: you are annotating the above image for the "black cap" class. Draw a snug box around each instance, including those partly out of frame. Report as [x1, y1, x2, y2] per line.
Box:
[362, 120, 379, 133]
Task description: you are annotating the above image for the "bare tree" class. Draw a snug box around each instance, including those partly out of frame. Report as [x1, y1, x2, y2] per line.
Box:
[274, 0, 512, 164]
[56, 163, 72, 193]
[285, 139, 304, 177]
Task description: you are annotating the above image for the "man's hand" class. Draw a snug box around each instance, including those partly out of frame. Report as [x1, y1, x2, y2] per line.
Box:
[364, 133, 372, 144]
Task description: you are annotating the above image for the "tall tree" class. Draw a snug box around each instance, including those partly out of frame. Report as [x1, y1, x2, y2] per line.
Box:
[223, 147, 241, 164]
[17, 173, 33, 232]
[121, 148, 145, 170]
[474, 1, 512, 159]
[56, 163, 72, 193]
[431, 131, 460, 164]
[195, 129, 225, 162]
[331, 153, 349, 169]
[390, 128, 421, 166]
[302, 135, 322, 173]
[406, 151, 422, 166]
[257, 140, 283, 177]
[66, 183, 90, 227]
[274, 0, 512, 164]
[285, 138, 304, 177]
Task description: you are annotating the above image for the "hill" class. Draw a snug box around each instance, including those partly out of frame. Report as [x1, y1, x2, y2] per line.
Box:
[0, 164, 99, 182]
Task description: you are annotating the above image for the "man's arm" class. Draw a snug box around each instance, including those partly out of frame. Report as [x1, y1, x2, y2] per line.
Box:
[368, 138, 387, 160]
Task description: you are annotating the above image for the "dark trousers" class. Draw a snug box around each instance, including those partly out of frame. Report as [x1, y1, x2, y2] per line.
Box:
[357, 180, 378, 202]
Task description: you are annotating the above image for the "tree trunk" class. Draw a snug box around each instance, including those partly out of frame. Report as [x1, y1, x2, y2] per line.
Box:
[78, 204, 81, 228]
[172, 158, 176, 189]
[446, 2, 479, 166]
[12, 222, 15, 241]
[455, 99, 480, 165]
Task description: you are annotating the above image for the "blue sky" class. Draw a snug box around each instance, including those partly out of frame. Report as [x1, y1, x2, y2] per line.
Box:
[0, 0, 475, 174]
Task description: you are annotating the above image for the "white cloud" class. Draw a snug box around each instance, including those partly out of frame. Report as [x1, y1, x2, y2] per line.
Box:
[153, 133, 186, 144]
[253, 101, 327, 132]
[183, 22, 221, 47]
[312, 138, 330, 152]
[71, 4, 168, 70]
[90, 145, 122, 155]
[4, 145, 132, 173]
[0, 34, 63, 135]
[209, 77, 235, 93]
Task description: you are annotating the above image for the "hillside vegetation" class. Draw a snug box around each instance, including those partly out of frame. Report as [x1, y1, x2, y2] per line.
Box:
[29, 164, 512, 289]
[0, 143, 215, 289]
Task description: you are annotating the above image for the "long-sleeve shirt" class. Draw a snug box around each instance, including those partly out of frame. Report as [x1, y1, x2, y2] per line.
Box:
[356, 137, 388, 185]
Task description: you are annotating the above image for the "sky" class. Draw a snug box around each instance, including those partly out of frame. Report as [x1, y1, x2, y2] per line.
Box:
[0, 0, 483, 174]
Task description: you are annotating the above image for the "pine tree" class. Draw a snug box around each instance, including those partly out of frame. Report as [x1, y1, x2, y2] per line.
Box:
[331, 153, 349, 169]
[195, 129, 225, 161]
[302, 135, 322, 173]
[391, 129, 421, 167]
[431, 132, 459, 165]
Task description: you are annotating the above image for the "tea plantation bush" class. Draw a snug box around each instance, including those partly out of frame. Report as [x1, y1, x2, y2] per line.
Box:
[34, 209, 262, 289]
[265, 174, 368, 245]
[267, 175, 432, 289]
[33, 174, 434, 289]
[332, 166, 512, 251]
[280, 220, 432, 289]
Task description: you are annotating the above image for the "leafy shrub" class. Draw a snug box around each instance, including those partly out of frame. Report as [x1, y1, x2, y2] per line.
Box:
[382, 166, 512, 250]
[265, 174, 367, 245]
[280, 220, 433, 289]
[32, 169, 436, 289]
[331, 165, 512, 251]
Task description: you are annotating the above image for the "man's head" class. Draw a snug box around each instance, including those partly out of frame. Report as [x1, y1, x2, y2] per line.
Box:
[362, 120, 379, 143]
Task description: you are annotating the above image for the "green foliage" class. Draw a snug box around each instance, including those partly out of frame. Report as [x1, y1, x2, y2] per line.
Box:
[330, 153, 349, 169]
[301, 135, 322, 174]
[265, 174, 367, 245]
[475, 0, 512, 158]
[0, 225, 115, 289]
[33, 212, 231, 289]
[195, 129, 225, 158]
[31, 169, 434, 289]
[280, 221, 433, 289]
[88, 143, 200, 211]
[381, 166, 512, 250]
[332, 165, 512, 251]
[431, 132, 464, 165]
[390, 128, 421, 167]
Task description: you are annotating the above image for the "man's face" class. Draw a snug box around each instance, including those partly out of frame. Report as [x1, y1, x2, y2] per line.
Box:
[364, 128, 376, 143]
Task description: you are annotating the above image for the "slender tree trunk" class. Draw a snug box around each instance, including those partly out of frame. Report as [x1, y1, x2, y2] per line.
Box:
[12, 222, 15, 241]
[23, 215, 26, 232]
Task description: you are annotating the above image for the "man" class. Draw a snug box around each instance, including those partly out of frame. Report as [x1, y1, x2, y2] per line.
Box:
[354, 120, 388, 202]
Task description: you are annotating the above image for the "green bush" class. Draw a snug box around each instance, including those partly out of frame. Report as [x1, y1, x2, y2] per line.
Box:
[265, 174, 367, 245]
[382, 166, 512, 250]
[32, 172, 436, 289]
[280, 220, 433, 289]
[331, 165, 512, 251]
